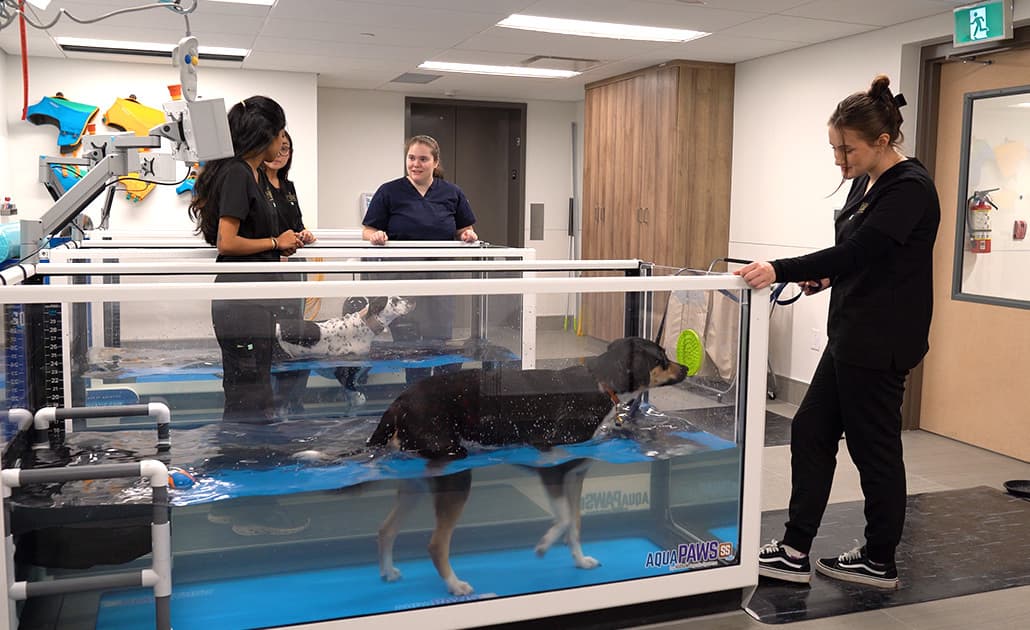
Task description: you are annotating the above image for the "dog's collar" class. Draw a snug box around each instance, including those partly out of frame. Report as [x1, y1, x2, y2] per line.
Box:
[363, 313, 386, 335]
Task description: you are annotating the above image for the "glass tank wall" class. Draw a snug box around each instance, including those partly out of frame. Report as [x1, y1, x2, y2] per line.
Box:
[0, 259, 767, 630]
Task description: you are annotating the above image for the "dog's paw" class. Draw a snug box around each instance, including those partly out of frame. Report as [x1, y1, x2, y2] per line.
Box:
[446, 577, 474, 596]
[534, 542, 551, 557]
[381, 567, 403, 582]
[575, 555, 600, 569]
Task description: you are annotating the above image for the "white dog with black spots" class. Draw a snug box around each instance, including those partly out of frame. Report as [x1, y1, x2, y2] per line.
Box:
[275, 296, 415, 359]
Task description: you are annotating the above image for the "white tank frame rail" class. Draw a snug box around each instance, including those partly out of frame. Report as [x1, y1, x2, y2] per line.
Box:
[0, 461, 172, 630]
[83, 228, 364, 241]
[36, 259, 642, 277]
[44, 244, 539, 262]
[72, 239, 520, 250]
[31, 403, 171, 451]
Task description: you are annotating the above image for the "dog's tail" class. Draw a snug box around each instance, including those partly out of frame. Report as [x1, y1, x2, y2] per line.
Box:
[366, 406, 398, 447]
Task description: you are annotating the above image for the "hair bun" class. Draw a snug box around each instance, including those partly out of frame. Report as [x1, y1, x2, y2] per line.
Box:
[869, 74, 892, 98]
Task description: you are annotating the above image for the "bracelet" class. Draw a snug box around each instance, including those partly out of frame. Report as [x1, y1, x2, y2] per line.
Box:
[270, 236, 278, 251]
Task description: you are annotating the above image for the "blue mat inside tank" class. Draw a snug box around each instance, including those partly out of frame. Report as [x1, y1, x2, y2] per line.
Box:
[168, 432, 737, 506]
[18, 405, 741, 509]
[96, 533, 738, 630]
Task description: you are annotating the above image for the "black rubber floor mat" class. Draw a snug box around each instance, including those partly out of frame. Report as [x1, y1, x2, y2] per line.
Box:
[680, 407, 793, 447]
[746, 486, 1030, 623]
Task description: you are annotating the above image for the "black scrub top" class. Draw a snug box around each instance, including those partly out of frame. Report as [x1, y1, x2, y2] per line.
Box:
[771, 159, 940, 371]
[214, 159, 282, 283]
[362, 176, 476, 241]
[261, 171, 304, 233]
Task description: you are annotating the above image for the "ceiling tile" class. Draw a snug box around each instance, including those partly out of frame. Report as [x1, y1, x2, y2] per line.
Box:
[251, 36, 441, 62]
[782, 0, 958, 27]
[721, 14, 877, 43]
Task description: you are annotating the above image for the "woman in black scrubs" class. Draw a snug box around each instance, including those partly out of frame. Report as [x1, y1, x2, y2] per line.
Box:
[189, 96, 305, 423]
[261, 130, 316, 416]
[737, 75, 940, 589]
[361, 135, 477, 383]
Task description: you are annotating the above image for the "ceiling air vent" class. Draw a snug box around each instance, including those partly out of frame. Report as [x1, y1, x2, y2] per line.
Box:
[390, 72, 442, 84]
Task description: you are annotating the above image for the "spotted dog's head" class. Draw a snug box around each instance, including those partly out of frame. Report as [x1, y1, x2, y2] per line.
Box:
[374, 296, 415, 325]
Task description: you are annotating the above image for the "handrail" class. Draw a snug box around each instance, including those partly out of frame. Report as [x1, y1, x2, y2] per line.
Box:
[36, 259, 645, 276]
[1, 460, 172, 630]
[32, 403, 170, 452]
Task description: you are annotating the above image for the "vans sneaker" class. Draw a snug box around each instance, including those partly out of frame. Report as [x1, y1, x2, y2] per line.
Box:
[758, 540, 811, 584]
[815, 545, 898, 589]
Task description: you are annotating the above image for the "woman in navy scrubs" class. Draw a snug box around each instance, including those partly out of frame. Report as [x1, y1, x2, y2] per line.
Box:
[362, 135, 477, 382]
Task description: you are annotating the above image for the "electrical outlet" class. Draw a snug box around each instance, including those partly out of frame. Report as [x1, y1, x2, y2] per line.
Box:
[810, 327, 822, 351]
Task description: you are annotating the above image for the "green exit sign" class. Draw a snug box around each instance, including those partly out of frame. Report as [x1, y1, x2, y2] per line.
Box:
[954, 1, 1013, 48]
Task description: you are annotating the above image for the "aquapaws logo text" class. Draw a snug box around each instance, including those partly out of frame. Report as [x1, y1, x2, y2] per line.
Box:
[645, 540, 734, 571]
[580, 489, 649, 512]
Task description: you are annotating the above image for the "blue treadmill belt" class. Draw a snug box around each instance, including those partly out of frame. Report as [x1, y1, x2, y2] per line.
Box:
[97, 536, 741, 629]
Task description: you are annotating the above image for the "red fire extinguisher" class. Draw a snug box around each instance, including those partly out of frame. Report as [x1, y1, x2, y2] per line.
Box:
[967, 188, 999, 253]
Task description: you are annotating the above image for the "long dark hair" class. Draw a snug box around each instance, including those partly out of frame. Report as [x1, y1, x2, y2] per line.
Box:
[188, 96, 286, 244]
[276, 130, 294, 183]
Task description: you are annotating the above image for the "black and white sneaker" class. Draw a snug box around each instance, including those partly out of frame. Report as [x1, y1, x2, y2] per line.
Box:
[815, 545, 898, 589]
[758, 540, 811, 584]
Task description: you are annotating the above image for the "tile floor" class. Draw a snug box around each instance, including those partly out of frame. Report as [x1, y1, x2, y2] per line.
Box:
[643, 399, 1030, 630]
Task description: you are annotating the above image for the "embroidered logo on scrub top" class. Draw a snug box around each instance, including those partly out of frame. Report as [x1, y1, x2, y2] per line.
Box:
[848, 201, 870, 221]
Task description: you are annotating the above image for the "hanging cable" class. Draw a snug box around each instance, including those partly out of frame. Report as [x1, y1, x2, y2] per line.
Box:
[0, 0, 198, 31]
[18, 0, 27, 120]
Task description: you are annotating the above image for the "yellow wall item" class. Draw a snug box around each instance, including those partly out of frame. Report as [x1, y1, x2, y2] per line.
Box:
[103, 96, 166, 136]
[120, 175, 156, 203]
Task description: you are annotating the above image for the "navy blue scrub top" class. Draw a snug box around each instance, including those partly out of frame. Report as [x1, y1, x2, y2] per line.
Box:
[362, 176, 476, 241]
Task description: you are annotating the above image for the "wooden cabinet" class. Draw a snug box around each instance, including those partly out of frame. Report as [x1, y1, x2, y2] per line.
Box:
[582, 61, 734, 340]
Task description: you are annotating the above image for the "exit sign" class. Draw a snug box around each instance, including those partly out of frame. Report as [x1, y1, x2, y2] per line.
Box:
[954, 1, 1013, 48]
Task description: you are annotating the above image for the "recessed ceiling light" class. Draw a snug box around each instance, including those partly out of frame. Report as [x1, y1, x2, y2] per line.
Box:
[54, 37, 249, 62]
[419, 61, 579, 79]
[497, 14, 709, 43]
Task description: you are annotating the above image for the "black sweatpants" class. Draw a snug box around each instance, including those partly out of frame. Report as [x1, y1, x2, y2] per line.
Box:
[781, 348, 909, 563]
[212, 299, 278, 423]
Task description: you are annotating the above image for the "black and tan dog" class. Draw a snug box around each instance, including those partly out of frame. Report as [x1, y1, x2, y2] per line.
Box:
[366, 336, 688, 595]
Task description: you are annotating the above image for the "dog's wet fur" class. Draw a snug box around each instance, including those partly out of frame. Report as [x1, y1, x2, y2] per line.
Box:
[275, 296, 414, 359]
[367, 336, 687, 595]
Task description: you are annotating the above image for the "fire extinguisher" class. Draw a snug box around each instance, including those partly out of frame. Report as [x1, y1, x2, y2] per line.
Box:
[967, 188, 999, 253]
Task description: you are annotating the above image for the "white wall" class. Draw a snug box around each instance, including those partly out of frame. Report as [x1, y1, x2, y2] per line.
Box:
[316, 88, 582, 316]
[2, 56, 317, 232]
[730, 3, 1030, 384]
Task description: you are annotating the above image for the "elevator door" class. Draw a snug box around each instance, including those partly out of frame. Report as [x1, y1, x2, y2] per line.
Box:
[408, 101, 523, 247]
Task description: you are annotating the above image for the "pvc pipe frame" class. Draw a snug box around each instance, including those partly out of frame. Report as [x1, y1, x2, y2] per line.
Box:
[1, 460, 171, 630]
[31, 402, 170, 451]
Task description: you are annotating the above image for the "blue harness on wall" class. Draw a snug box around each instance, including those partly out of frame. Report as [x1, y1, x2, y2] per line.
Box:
[26, 94, 100, 153]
